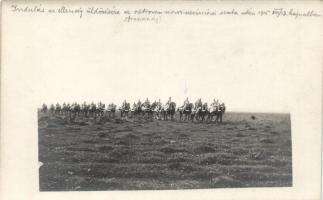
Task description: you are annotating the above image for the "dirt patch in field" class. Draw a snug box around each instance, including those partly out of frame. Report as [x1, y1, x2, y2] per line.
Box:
[193, 145, 216, 154]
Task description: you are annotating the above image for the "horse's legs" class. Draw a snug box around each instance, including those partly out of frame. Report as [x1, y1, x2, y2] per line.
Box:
[215, 113, 219, 123]
[219, 113, 223, 123]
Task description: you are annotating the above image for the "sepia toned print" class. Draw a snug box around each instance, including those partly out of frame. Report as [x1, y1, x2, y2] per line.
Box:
[38, 99, 292, 191]
[1, 1, 322, 199]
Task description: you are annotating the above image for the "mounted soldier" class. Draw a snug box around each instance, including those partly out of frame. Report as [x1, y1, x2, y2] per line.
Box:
[216, 102, 226, 123]
[123, 100, 130, 111]
[81, 101, 89, 117]
[55, 103, 61, 114]
[50, 104, 55, 113]
[143, 98, 151, 110]
[89, 102, 96, 117]
[97, 101, 105, 116]
[166, 97, 172, 106]
[41, 104, 48, 113]
[183, 97, 189, 107]
[157, 99, 162, 108]
[195, 98, 202, 109]
[62, 102, 70, 115]
[137, 99, 142, 109]
[132, 102, 137, 111]
[162, 97, 170, 112]
[202, 102, 208, 111]
[210, 99, 219, 111]
[107, 103, 117, 117]
[219, 102, 226, 113]
[71, 102, 81, 117]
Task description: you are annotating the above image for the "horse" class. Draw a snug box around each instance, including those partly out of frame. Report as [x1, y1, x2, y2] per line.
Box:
[131, 103, 143, 117]
[190, 106, 198, 122]
[182, 103, 193, 121]
[141, 103, 151, 118]
[97, 102, 105, 117]
[55, 104, 62, 115]
[146, 101, 158, 119]
[208, 104, 219, 122]
[41, 104, 48, 113]
[164, 102, 176, 120]
[81, 103, 89, 117]
[89, 103, 97, 117]
[177, 106, 184, 121]
[195, 103, 209, 122]
[215, 104, 226, 123]
[49, 104, 55, 114]
[120, 102, 131, 118]
[153, 103, 163, 120]
[70, 103, 81, 119]
[106, 103, 117, 118]
[62, 103, 71, 115]
[208, 103, 226, 123]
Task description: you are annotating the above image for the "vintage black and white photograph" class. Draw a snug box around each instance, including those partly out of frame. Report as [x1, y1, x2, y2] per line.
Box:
[38, 99, 292, 191]
[36, 3, 294, 189]
[3, 1, 322, 198]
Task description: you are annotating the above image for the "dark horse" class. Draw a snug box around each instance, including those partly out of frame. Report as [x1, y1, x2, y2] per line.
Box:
[106, 103, 117, 118]
[131, 103, 143, 117]
[70, 103, 81, 118]
[144, 102, 158, 119]
[55, 104, 62, 115]
[216, 104, 226, 123]
[141, 103, 154, 119]
[177, 106, 184, 121]
[120, 102, 131, 118]
[181, 103, 194, 121]
[89, 103, 97, 117]
[163, 102, 176, 120]
[195, 103, 209, 122]
[97, 102, 105, 117]
[41, 104, 48, 113]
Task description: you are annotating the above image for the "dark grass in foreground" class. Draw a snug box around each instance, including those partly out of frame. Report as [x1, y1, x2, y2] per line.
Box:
[38, 112, 292, 191]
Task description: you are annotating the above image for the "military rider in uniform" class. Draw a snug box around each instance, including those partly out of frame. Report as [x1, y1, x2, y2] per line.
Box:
[195, 98, 202, 108]
[183, 97, 189, 106]
[143, 98, 150, 109]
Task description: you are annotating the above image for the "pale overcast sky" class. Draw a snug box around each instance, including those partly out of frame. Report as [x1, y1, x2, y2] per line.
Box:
[4, 3, 322, 113]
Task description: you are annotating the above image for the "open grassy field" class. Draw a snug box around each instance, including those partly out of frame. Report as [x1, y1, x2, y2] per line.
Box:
[38, 112, 292, 191]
